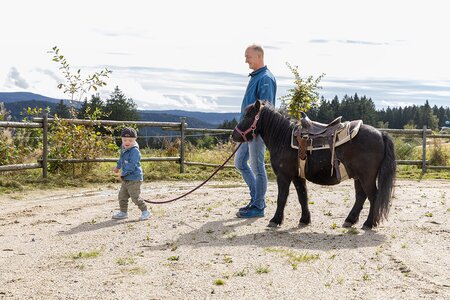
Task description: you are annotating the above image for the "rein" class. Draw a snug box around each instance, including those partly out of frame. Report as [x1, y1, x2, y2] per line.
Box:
[143, 143, 242, 204]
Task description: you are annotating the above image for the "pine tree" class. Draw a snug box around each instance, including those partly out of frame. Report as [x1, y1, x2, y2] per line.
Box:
[105, 86, 139, 121]
[54, 100, 71, 118]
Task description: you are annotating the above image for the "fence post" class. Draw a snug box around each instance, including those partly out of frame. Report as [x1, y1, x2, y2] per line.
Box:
[179, 117, 186, 173]
[422, 125, 427, 173]
[42, 113, 48, 178]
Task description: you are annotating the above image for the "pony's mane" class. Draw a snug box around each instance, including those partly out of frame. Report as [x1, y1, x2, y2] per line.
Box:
[258, 101, 295, 150]
[259, 101, 297, 122]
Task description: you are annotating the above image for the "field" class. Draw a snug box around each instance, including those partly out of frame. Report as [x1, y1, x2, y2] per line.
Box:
[0, 179, 449, 299]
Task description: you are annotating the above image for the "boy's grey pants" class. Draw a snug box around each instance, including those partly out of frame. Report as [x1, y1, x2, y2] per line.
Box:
[118, 181, 147, 212]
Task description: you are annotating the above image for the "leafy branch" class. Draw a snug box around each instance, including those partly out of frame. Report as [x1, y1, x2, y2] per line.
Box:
[50, 46, 112, 103]
[280, 62, 325, 119]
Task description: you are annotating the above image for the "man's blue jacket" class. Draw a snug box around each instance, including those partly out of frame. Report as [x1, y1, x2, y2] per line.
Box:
[240, 66, 277, 118]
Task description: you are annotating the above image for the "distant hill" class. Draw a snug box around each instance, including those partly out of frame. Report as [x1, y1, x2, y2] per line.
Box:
[0, 92, 71, 105]
[0, 92, 240, 128]
[143, 110, 240, 125]
[139, 111, 215, 129]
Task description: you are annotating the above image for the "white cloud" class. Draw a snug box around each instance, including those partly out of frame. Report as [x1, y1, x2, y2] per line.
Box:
[1, 0, 450, 111]
[6, 67, 29, 89]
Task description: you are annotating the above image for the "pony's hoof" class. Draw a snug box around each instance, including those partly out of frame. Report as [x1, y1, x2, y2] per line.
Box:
[298, 222, 310, 228]
[342, 221, 354, 228]
[362, 224, 373, 230]
[267, 221, 279, 228]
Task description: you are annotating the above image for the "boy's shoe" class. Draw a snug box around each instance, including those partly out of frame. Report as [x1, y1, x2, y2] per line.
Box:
[112, 211, 128, 220]
[236, 206, 264, 218]
[139, 210, 151, 221]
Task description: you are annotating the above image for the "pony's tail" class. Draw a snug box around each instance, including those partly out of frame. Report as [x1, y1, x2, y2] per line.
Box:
[374, 132, 397, 226]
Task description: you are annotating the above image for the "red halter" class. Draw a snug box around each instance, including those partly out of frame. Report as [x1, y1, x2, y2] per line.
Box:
[234, 106, 262, 142]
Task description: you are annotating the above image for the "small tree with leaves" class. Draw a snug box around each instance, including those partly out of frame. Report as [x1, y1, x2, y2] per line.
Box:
[50, 46, 111, 116]
[48, 46, 116, 176]
[280, 62, 325, 119]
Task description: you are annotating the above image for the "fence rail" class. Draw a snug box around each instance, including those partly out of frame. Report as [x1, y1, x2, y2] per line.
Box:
[1, 115, 449, 176]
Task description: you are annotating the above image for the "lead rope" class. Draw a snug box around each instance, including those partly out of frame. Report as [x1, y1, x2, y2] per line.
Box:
[143, 143, 242, 204]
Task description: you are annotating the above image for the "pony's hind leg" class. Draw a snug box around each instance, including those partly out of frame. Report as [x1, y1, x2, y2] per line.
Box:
[343, 179, 367, 227]
[292, 176, 310, 226]
[268, 175, 291, 227]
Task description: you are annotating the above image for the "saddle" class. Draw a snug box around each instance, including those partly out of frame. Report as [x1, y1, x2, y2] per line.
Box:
[300, 112, 343, 136]
[292, 113, 363, 181]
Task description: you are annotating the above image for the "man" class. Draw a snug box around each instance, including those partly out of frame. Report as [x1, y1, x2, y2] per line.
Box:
[235, 44, 277, 218]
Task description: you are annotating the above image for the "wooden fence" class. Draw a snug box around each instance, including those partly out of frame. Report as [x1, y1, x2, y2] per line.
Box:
[1, 115, 449, 177]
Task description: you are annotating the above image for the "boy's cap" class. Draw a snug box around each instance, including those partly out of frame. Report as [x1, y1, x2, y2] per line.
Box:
[121, 127, 137, 138]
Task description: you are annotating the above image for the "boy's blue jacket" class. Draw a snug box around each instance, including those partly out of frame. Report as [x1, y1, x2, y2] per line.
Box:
[116, 143, 143, 181]
[240, 66, 277, 118]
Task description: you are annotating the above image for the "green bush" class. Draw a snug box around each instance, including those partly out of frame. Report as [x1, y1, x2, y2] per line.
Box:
[48, 116, 117, 175]
[394, 137, 420, 160]
[428, 139, 449, 166]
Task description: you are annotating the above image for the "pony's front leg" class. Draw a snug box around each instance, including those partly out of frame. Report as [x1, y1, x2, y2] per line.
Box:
[292, 176, 310, 226]
[268, 175, 291, 227]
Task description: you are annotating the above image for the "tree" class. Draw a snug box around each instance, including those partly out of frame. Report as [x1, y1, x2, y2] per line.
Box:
[280, 62, 325, 119]
[54, 100, 71, 118]
[218, 118, 238, 129]
[77, 93, 106, 119]
[105, 86, 139, 121]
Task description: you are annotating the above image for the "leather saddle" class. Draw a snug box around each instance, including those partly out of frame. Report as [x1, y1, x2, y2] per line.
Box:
[299, 112, 344, 136]
[292, 113, 363, 181]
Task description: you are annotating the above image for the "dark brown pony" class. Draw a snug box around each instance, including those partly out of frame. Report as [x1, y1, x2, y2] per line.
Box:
[232, 100, 396, 229]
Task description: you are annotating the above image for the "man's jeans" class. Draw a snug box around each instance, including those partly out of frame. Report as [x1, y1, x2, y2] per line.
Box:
[234, 135, 267, 210]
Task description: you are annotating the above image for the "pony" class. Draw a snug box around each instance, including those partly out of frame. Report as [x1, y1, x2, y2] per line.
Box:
[232, 100, 396, 229]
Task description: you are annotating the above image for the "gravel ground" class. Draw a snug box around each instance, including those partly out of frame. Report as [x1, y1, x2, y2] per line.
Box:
[0, 179, 449, 299]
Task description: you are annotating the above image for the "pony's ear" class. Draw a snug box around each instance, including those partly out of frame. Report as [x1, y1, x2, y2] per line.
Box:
[254, 100, 261, 112]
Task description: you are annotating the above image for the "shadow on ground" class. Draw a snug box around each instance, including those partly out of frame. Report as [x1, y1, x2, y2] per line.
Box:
[143, 217, 386, 252]
[58, 219, 140, 235]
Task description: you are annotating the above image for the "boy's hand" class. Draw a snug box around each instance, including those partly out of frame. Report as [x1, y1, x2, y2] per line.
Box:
[113, 167, 119, 173]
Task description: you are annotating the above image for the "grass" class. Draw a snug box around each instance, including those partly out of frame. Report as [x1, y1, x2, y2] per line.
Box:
[167, 255, 179, 261]
[1, 140, 449, 195]
[223, 255, 233, 264]
[234, 268, 248, 277]
[116, 256, 136, 266]
[256, 266, 270, 274]
[265, 248, 319, 269]
[213, 279, 225, 286]
[121, 267, 147, 275]
[344, 227, 360, 235]
[70, 249, 102, 260]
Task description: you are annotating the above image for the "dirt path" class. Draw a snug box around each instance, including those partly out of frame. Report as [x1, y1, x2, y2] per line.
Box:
[0, 179, 449, 299]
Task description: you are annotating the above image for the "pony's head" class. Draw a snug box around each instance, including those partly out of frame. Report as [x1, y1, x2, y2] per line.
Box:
[232, 100, 265, 142]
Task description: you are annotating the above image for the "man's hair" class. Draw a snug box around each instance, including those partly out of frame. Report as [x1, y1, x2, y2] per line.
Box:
[248, 44, 264, 56]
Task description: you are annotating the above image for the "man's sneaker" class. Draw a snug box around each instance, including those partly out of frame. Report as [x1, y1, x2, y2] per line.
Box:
[112, 211, 128, 220]
[236, 206, 264, 218]
[238, 203, 252, 212]
[139, 210, 151, 221]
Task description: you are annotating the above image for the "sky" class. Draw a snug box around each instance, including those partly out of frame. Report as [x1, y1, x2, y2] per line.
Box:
[1, 0, 450, 112]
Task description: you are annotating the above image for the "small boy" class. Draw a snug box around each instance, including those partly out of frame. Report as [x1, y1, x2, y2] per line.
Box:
[112, 127, 150, 221]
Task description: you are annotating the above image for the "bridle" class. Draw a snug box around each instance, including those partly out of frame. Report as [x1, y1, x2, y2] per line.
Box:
[234, 105, 263, 142]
